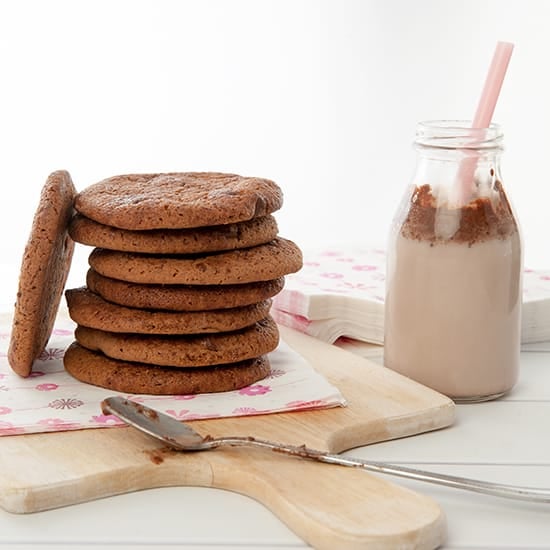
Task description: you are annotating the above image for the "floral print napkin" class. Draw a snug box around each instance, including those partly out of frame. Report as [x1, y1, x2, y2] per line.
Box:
[0, 312, 346, 436]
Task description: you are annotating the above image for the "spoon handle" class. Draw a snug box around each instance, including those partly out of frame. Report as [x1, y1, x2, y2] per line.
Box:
[319, 453, 550, 503]
[216, 436, 550, 504]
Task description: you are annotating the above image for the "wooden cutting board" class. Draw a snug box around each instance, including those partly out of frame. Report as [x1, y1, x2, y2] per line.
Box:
[0, 327, 455, 549]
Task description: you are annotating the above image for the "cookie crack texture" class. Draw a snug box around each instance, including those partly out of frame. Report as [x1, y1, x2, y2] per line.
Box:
[74, 172, 283, 230]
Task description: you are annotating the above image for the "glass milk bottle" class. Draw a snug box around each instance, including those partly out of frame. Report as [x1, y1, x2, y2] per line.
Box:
[384, 121, 522, 402]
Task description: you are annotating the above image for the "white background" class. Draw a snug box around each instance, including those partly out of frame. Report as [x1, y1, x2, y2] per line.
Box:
[1, 0, 549, 304]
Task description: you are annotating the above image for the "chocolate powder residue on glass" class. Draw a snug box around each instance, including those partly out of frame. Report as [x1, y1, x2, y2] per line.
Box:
[401, 182, 518, 245]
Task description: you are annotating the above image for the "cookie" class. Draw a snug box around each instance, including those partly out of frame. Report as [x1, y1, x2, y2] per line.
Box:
[8, 170, 76, 377]
[63, 342, 271, 395]
[74, 316, 279, 367]
[74, 172, 283, 230]
[88, 238, 303, 285]
[69, 213, 279, 254]
[65, 287, 272, 334]
[86, 269, 285, 311]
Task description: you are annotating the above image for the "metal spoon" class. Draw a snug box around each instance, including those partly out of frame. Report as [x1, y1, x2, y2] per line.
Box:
[101, 396, 550, 504]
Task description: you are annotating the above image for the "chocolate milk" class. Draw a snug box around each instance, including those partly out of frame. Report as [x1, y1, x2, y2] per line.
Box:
[384, 183, 522, 401]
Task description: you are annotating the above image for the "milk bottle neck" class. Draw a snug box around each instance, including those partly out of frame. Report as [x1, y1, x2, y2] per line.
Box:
[412, 120, 504, 203]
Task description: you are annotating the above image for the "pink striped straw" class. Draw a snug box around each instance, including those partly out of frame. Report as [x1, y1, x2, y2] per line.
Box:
[456, 41, 514, 203]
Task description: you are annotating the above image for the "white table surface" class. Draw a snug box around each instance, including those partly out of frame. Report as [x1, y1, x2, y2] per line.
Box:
[0, 344, 548, 550]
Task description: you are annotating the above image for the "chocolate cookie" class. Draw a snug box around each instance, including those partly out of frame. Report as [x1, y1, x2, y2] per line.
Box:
[74, 316, 279, 367]
[69, 213, 279, 254]
[74, 172, 283, 230]
[64, 342, 271, 395]
[65, 287, 272, 334]
[8, 170, 76, 377]
[88, 238, 303, 285]
[86, 269, 285, 311]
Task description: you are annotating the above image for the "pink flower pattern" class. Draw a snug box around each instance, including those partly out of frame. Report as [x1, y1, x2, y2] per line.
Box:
[0, 421, 26, 436]
[239, 384, 272, 396]
[36, 383, 59, 391]
[38, 418, 80, 429]
[28, 371, 46, 378]
[320, 272, 344, 279]
[232, 406, 259, 415]
[352, 264, 377, 272]
[272, 249, 388, 319]
[91, 414, 123, 425]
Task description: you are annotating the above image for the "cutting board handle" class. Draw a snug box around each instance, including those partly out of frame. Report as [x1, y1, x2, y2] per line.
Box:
[204, 447, 445, 550]
[0, 432, 444, 549]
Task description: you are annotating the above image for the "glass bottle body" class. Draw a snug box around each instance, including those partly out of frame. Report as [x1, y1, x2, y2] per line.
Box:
[384, 121, 522, 402]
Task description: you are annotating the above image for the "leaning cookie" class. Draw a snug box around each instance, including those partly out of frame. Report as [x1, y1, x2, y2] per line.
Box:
[8, 171, 76, 377]
[74, 172, 283, 230]
[64, 342, 271, 395]
[86, 269, 285, 311]
[74, 316, 279, 367]
[88, 238, 303, 285]
[65, 287, 272, 334]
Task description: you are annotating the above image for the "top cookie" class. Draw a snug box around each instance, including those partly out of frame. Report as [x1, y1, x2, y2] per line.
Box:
[8, 170, 76, 377]
[74, 172, 283, 230]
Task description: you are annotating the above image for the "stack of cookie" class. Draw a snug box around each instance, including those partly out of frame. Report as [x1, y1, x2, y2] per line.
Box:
[63, 172, 303, 395]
